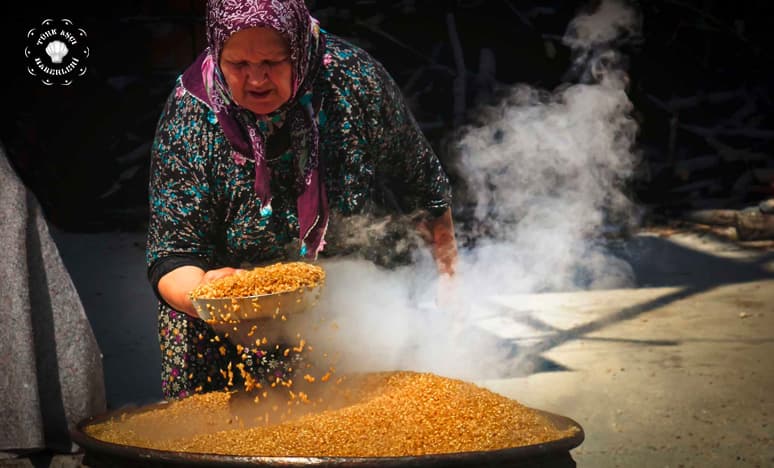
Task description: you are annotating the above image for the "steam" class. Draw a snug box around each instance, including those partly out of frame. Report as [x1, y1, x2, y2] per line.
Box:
[310, 0, 643, 381]
[455, 71, 639, 294]
[563, 0, 642, 49]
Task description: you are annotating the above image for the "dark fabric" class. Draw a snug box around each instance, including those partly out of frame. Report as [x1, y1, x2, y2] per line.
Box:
[0, 143, 106, 452]
[147, 254, 209, 306]
[157, 304, 302, 400]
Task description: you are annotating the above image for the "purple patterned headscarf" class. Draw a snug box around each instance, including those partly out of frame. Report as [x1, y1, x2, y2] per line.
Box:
[181, 0, 328, 259]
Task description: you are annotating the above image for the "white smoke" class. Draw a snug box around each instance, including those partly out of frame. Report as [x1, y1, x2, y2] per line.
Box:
[563, 0, 642, 49]
[454, 0, 642, 297]
[309, 0, 643, 381]
[455, 75, 639, 295]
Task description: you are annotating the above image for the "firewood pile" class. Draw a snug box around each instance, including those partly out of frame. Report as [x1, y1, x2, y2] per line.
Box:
[642, 89, 773, 209]
[637, 87, 774, 239]
[677, 201, 774, 241]
[624, 2, 774, 240]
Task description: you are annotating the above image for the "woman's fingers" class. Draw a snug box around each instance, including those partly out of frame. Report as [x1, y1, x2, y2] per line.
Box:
[436, 273, 458, 310]
[435, 242, 458, 276]
[422, 208, 459, 276]
[201, 267, 243, 284]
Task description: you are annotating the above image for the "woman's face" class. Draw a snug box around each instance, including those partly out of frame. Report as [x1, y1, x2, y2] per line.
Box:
[220, 27, 293, 115]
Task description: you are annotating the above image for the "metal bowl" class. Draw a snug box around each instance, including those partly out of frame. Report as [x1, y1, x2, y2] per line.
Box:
[71, 404, 584, 467]
[191, 285, 322, 347]
[192, 285, 322, 322]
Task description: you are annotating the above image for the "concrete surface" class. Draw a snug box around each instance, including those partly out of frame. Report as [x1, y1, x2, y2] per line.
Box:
[480, 231, 774, 467]
[50, 229, 163, 408]
[4, 227, 769, 467]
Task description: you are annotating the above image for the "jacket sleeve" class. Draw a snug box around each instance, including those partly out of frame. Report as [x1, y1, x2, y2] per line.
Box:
[368, 60, 453, 217]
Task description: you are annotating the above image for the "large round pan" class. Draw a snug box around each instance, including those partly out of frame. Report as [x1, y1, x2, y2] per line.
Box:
[71, 403, 584, 468]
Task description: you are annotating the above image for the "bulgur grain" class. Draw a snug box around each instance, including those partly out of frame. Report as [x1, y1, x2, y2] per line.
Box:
[84, 371, 577, 457]
[190, 262, 324, 300]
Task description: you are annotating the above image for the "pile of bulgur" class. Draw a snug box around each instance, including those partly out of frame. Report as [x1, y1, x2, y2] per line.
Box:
[190, 262, 325, 299]
[85, 371, 576, 457]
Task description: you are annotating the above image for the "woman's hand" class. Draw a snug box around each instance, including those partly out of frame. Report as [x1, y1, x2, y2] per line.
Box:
[417, 207, 459, 276]
[201, 266, 244, 285]
[158, 266, 244, 318]
[436, 271, 459, 310]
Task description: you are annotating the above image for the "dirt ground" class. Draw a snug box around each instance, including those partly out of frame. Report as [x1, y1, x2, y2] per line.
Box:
[2, 225, 771, 467]
[481, 228, 774, 467]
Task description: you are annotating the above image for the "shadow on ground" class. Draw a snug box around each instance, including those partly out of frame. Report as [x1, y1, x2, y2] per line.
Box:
[474, 232, 773, 378]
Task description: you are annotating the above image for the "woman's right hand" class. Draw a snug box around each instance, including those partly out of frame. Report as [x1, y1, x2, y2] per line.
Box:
[158, 266, 244, 318]
[201, 267, 244, 285]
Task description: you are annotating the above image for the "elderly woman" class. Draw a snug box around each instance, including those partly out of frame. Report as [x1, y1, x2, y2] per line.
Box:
[146, 0, 458, 400]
